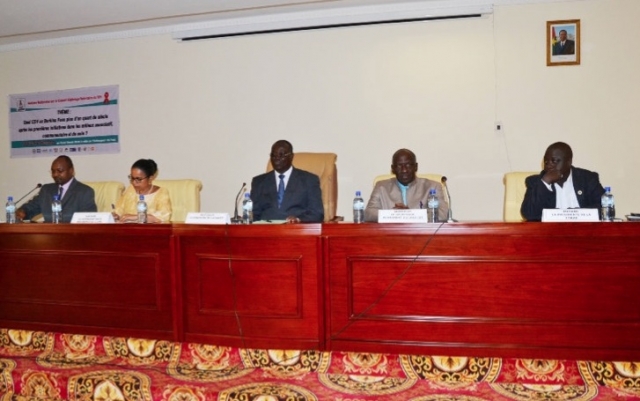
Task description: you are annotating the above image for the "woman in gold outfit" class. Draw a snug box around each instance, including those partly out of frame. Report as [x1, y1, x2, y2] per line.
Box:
[113, 159, 171, 223]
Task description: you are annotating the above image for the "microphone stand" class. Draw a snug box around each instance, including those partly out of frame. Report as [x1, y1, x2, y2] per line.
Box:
[440, 177, 457, 223]
[15, 183, 43, 205]
[230, 183, 246, 224]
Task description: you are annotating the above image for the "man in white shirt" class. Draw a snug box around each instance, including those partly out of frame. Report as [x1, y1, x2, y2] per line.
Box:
[520, 142, 604, 221]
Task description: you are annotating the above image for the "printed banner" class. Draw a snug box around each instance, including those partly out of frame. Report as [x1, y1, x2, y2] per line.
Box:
[8, 85, 120, 158]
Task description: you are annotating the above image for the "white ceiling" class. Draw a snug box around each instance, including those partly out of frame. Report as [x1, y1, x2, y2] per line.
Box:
[0, 0, 561, 50]
[0, 0, 435, 45]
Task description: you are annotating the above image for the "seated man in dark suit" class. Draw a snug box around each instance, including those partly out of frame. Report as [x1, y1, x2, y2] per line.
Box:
[16, 155, 97, 223]
[250, 140, 324, 223]
[521, 142, 604, 221]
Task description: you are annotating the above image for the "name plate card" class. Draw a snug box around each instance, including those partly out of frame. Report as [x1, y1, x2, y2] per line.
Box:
[542, 208, 599, 222]
[71, 212, 115, 224]
[378, 209, 428, 223]
[185, 212, 231, 225]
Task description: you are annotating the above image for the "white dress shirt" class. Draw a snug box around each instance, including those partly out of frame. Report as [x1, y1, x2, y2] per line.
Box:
[542, 172, 580, 208]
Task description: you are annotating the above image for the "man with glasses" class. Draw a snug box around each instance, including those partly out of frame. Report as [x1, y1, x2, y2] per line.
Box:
[16, 155, 97, 222]
[364, 148, 448, 222]
[250, 140, 324, 223]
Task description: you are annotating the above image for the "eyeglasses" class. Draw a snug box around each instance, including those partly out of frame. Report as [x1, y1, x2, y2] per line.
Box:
[270, 152, 292, 160]
[128, 175, 148, 183]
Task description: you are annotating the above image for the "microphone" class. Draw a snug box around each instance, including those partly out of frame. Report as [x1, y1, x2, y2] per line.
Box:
[15, 183, 42, 205]
[440, 177, 457, 223]
[230, 182, 246, 224]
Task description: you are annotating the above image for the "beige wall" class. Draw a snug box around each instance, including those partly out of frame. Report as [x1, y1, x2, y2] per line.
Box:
[1, 0, 638, 221]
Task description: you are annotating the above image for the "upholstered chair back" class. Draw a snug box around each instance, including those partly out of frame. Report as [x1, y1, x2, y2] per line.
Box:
[84, 181, 125, 213]
[503, 172, 538, 222]
[154, 179, 203, 222]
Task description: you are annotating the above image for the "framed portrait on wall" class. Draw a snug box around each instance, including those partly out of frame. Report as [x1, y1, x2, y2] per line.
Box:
[547, 19, 580, 66]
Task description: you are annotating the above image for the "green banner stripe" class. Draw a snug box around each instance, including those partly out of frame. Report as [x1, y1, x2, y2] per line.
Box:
[11, 135, 119, 148]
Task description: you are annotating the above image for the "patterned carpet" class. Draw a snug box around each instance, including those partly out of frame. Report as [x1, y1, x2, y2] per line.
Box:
[1, 329, 639, 400]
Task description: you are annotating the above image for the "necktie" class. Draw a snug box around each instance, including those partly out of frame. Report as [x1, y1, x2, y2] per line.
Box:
[277, 174, 285, 208]
[58, 185, 64, 199]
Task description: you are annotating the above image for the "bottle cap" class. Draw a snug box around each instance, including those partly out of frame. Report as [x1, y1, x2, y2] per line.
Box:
[53, 194, 60, 201]
[7, 196, 13, 201]
[605, 186, 611, 192]
[139, 195, 145, 200]
[356, 191, 361, 196]
[245, 192, 251, 198]
[429, 188, 436, 194]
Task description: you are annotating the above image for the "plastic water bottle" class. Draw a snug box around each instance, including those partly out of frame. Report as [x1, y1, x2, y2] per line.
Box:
[353, 190, 364, 223]
[137, 195, 147, 224]
[51, 194, 62, 224]
[242, 192, 253, 224]
[600, 186, 615, 222]
[5, 196, 16, 224]
[427, 188, 439, 223]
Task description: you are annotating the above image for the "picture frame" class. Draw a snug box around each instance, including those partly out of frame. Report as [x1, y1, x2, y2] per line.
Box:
[547, 19, 580, 66]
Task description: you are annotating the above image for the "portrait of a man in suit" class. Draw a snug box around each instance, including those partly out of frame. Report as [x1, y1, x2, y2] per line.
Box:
[552, 29, 575, 55]
[547, 20, 580, 66]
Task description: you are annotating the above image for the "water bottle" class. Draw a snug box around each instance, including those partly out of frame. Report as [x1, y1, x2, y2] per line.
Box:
[600, 186, 615, 222]
[427, 188, 439, 223]
[242, 192, 253, 224]
[5, 196, 16, 224]
[137, 195, 147, 224]
[353, 190, 364, 223]
[51, 194, 62, 224]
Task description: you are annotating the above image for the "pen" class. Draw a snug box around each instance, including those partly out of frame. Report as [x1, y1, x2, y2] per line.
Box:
[111, 204, 120, 222]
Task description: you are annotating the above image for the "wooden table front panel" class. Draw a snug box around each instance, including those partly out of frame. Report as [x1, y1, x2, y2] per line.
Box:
[0, 224, 175, 339]
[176, 224, 323, 349]
[324, 223, 640, 359]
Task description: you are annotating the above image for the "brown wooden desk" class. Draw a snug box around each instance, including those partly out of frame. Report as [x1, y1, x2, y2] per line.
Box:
[1, 222, 639, 359]
[173, 223, 323, 350]
[0, 224, 175, 340]
[323, 222, 640, 359]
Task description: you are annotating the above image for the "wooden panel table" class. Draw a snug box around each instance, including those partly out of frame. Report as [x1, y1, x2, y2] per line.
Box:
[2, 222, 639, 359]
[323, 222, 640, 360]
[174, 223, 323, 350]
[0, 224, 176, 340]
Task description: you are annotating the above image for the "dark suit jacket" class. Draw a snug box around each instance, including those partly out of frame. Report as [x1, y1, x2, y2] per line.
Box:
[250, 167, 324, 223]
[520, 167, 604, 222]
[20, 179, 97, 223]
[552, 39, 575, 55]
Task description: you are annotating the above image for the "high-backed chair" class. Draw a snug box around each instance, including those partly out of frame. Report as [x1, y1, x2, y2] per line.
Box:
[372, 173, 449, 207]
[503, 171, 537, 222]
[84, 181, 125, 213]
[154, 179, 203, 222]
[266, 152, 338, 222]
